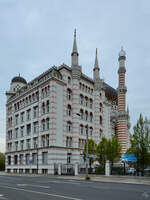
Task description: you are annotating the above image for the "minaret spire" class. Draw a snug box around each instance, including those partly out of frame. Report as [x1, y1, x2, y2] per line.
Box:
[94, 48, 99, 69]
[71, 29, 79, 66]
[93, 48, 100, 81]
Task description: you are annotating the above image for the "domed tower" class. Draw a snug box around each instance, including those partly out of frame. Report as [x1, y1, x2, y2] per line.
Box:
[6, 74, 27, 100]
[117, 47, 129, 154]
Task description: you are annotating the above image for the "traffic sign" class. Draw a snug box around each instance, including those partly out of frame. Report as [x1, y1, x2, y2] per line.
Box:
[88, 154, 97, 159]
[121, 154, 137, 162]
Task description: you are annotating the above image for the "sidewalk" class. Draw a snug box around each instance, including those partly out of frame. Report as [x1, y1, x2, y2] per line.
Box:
[58, 174, 150, 185]
[0, 172, 150, 185]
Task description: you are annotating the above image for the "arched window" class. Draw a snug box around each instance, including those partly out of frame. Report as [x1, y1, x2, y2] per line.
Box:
[85, 97, 88, 107]
[66, 89, 72, 100]
[85, 111, 88, 121]
[100, 103, 103, 112]
[80, 109, 84, 120]
[42, 102, 45, 114]
[80, 124, 84, 135]
[46, 100, 50, 113]
[46, 118, 50, 130]
[100, 116, 102, 125]
[89, 99, 93, 109]
[42, 119, 45, 131]
[85, 86, 87, 92]
[67, 105, 72, 116]
[66, 121, 72, 132]
[90, 112, 93, 122]
[29, 95, 31, 103]
[89, 127, 93, 137]
[68, 77, 71, 85]
[79, 83, 82, 90]
[79, 94, 84, 105]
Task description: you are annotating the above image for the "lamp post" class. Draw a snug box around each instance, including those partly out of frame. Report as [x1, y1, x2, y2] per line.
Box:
[36, 142, 39, 174]
[85, 125, 89, 180]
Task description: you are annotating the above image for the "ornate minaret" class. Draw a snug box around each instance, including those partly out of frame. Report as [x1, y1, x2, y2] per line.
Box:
[93, 49, 103, 142]
[117, 47, 128, 154]
[71, 30, 81, 162]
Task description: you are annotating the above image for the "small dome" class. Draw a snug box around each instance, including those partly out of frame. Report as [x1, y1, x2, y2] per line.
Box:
[11, 76, 27, 84]
[119, 47, 126, 57]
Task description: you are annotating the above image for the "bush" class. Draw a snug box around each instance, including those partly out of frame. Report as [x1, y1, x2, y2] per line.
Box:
[0, 153, 5, 171]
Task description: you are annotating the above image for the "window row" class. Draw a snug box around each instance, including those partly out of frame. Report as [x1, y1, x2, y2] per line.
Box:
[41, 100, 50, 115]
[79, 82, 93, 95]
[79, 95, 93, 108]
[41, 85, 50, 99]
[14, 91, 39, 111]
[7, 151, 48, 165]
[14, 106, 39, 126]
[7, 135, 50, 152]
[80, 125, 93, 136]
[80, 109, 93, 122]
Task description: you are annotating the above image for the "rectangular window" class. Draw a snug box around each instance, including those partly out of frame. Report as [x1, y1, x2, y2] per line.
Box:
[20, 112, 24, 123]
[20, 126, 24, 137]
[26, 139, 31, 149]
[15, 114, 19, 125]
[26, 124, 31, 135]
[42, 152, 48, 164]
[25, 154, 30, 165]
[33, 121, 39, 134]
[33, 106, 38, 118]
[26, 109, 31, 121]
[20, 154, 24, 165]
[32, 153, 37, 165]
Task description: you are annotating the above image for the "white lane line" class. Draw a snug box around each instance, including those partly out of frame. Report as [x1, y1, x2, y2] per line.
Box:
[0, 194, 7, 200]
[0, 185, 82, 200]
[16, 184, 50, 189]
[47, 180, 80, 185]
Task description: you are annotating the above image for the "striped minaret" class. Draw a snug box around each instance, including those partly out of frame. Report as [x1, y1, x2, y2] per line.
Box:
[117, 47, 128, 154]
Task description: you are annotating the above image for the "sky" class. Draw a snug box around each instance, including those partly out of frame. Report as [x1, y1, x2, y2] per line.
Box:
[0, 0, 150, 152]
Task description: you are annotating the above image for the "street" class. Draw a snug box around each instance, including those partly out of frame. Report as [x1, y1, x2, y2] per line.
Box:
[0, 175, 149, 200]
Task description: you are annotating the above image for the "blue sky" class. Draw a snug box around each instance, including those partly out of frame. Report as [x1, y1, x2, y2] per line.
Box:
[0, 0, 150, 152]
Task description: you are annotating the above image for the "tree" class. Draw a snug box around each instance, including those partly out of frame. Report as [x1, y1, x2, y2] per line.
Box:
[83, 139, 97, 170]
[106, 136, 121, 174]
[96, 137, 108, 169]
[126, 114, 150, 176]
[0, 152, 5, 171]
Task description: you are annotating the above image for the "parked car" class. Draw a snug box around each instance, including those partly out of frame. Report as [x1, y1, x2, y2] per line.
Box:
[127, 168, 136, 175]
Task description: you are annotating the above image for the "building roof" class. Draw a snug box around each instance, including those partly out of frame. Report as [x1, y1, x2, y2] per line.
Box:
[102, 82, 117, 102]
[11, 76, 27, 84]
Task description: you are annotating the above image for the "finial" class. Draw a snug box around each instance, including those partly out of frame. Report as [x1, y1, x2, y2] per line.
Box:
[96, 48, 97, 56]
[74, 28, 76, 38]
[119, 46, 126, 57]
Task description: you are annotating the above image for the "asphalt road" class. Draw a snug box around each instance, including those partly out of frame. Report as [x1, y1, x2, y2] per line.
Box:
[0, 175, 149, 200]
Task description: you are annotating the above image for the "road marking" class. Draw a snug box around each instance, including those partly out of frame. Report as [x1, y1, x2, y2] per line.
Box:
[0, 185, 82, 200]
[17, 184, 50, 189]
[0, 194, 7, 200]
[47, 180, 80, 185]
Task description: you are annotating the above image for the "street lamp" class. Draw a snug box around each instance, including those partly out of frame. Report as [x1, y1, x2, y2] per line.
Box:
[76, 113, 90, 180]
[85, 125, 90, 180]
[36, 142, 39, 174]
